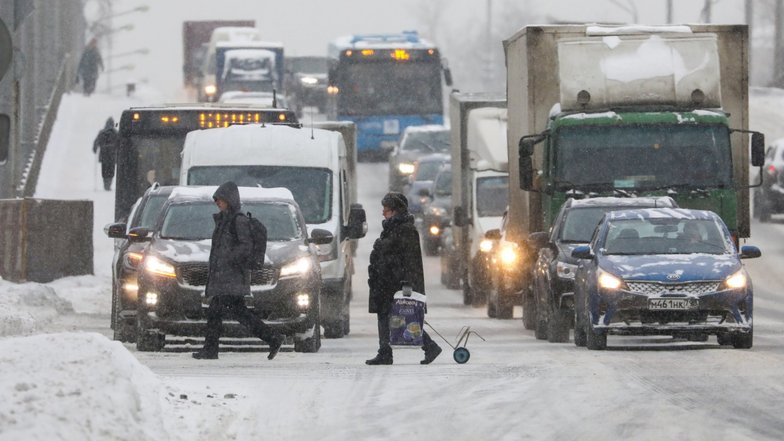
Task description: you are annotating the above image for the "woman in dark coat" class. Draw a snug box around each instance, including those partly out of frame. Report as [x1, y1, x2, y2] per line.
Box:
[366, 192, 442, 365]
[193, 181, 283, 360]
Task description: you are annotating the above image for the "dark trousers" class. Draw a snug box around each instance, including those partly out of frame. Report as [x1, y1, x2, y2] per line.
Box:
[203, 295, 276, 353]
[376, 310, 436, 355]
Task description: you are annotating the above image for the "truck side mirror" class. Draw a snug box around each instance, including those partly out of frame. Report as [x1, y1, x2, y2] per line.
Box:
[751, 132, 765, 167]
[345, 204, 367, 239]
[453, 206, 467, 227]
[519, 156, 534, 190]
[443, 67, 453, 87]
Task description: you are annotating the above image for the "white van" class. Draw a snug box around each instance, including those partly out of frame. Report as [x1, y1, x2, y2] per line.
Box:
[180, 124, 367, 338]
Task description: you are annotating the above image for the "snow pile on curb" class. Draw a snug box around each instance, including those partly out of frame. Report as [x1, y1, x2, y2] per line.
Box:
[0, 280, 73, 337]
[48, 275, 112, 315]
[0, 333, 182, 441]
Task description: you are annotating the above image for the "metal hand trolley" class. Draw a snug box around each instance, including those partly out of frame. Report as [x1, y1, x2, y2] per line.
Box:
[424, 321, 485, 364]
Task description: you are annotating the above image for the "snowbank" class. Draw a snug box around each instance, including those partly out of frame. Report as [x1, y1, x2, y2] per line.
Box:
[0, 281, 72, 337]
[0, 333, 181, 441]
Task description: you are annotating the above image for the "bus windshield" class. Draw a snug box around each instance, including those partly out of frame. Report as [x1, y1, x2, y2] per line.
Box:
[187, 165, 332, 224]
[130, 135, 183, 190]
[476, 176, 508, 217]
[554, 125, 733, 190]
[337, 61, 442, 116]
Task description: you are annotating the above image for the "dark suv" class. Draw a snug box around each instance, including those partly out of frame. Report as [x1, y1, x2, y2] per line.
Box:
[105, 184, 174, 343]
[753, 141, 784, 222]
[530, 196, 678, 343]
[131, 186, 331, 353]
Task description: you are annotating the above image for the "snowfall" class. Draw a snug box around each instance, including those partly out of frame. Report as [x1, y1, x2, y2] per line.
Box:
[2, 85, 784, 441]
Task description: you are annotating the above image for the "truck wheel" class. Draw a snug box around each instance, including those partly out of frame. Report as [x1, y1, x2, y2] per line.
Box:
[547, 308, 570, 343]
[522, 290, 536, 330]
[731, 330, 753, 349]
[586, 326, 607, 350]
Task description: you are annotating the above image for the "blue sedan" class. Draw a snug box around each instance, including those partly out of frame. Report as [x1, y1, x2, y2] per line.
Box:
[571, 208, 761, 350]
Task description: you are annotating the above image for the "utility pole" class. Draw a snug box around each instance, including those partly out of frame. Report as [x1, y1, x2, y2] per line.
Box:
[482, 0, 493, 89]
[775, 0, 784, 87]
[746, 0, 752, 68]
[666, 0, 673, 24]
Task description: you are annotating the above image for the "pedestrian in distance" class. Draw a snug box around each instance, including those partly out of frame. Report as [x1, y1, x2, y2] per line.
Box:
[193, 181, 284, 360]
[76, 38, 104, 96]
[366, 191, 442, 365]
[92, 117, 118, 191]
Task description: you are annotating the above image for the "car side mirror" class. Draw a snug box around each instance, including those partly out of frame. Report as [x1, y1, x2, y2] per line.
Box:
[484, 228, 502, 241]
[127, 227, 151, 243]
[307, 228, 334, 245]
[740, 245, 761, 259]
[105, 222, 127, 239]
[527, 231, 550, 251]
[571, 245, 593, 260]
[751, 132, 765, 167]
[345, 204, 367, 239]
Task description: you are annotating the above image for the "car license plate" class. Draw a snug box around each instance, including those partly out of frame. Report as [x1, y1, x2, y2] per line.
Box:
[648, 298, 698, 310]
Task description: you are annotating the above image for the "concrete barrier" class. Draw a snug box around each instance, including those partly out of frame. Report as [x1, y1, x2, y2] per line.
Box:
[0, 198, 92, 282]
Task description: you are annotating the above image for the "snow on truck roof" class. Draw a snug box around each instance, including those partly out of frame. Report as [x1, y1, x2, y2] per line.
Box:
[183, 124, 343, 169]
[169, 186, 295, 203]
[224, 49, 276, 61]
[466, 107, 508, 172]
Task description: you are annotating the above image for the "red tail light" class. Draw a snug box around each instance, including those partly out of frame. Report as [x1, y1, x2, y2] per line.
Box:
[766, 165, 777, 176]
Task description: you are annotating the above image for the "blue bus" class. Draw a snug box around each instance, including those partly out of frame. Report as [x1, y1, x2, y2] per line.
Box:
[327, 31, 452, 159]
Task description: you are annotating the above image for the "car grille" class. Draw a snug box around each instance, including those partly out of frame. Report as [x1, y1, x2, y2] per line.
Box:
[178, 263, 278, 286]
[626, 281, 721, 296]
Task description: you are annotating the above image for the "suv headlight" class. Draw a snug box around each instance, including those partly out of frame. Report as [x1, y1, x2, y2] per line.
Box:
[280, 257, 312, 278]
[124, 252, 143, 269]
[556, 261, 577, 280]
[398, 162, 415, 175]
[721, 270, 747, 290]
[144, 256, 176, 278]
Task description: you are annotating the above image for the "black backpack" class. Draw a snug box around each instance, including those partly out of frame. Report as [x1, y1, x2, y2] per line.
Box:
[231, 212, 267, 270]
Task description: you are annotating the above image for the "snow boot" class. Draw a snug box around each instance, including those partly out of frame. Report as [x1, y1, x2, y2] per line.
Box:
[267, 335, 283, 360]
[421, 342, 443, 365]
[365, 349, 393, 365]
[192, 349, 218, 360]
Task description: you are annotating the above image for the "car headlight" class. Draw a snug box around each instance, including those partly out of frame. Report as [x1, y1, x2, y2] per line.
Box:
[204, 84, 217, 96]
[144, 256, 176, 278]
[598, 269, 625, 290]
[556, 261, 577, 280]
[300, 76, 318, 85]
[429, 225, 441, 236]
[722, 270, 747, 289]
[499, 243, 518, 267]
[280, 257, 312, 277]
[296, 293, 311, 309]
[398, 162, 415, 175]
[124, 252, 143, 269]
[479, 239, 494, 253]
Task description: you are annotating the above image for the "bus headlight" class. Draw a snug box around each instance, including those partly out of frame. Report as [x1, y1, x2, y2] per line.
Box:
[398, 162, 415, 175]
[204, 84, 217, 96]
[280, 257, 312, 278]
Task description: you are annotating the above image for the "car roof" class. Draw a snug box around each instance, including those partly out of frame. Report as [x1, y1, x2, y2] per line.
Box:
[565, 196, 677, 209]
[605, 208, 719, 221]
[166, 185, 296, 203]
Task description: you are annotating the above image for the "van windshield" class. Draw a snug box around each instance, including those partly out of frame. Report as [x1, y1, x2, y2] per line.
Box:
[187, 166, 332, 224]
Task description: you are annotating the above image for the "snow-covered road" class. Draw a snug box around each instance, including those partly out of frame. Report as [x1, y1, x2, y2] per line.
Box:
[2, 88, 784, 440]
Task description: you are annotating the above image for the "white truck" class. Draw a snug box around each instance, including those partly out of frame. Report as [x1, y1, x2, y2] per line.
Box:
[503, 24, 766, 326]
[180, 124, 367, 339]
[443, 93, 509, 310]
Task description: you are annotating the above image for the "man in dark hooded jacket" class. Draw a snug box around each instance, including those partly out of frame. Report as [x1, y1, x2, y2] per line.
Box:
[93, 117, 117, 191]
[76, 38, 103, 96]
[366, 191, 442, 365]
[193, 181, 283, 360]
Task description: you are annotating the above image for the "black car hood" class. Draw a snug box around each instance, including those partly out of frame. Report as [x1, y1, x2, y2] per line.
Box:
[148, 238, 311, 267]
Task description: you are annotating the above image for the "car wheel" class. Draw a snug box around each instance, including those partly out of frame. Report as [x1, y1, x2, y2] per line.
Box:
[534, 307, 548, 340]
[294, 323, 322, 353]
[342, 299, 351, 336]
[522, 289, 536, 330]
[731, 330, 753, 349]
[110, 282, 117, 331]
[136, 329, 164, 352]
[546, 307, 570, 343]
[585, 325, 607, 350]
[470, 263, 488, 306]
[323, 321, 344, 339]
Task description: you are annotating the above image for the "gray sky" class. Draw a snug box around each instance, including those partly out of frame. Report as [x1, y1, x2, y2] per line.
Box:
[100, 0, 749, 97]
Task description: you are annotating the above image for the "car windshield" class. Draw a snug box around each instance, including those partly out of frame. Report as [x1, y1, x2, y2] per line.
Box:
[560, 207, 621, 243]
[134, 194, 168, 229]
[414, 161, 444, 181]
[187, 166, 332, 224]
[476, 176, 508, 217]
[160, 201, 302, 241]
[434, 171, 452, 196]
[603, 218, 731, 255]
[401, 131, 450, 152]
[554, 124, 733, 190]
